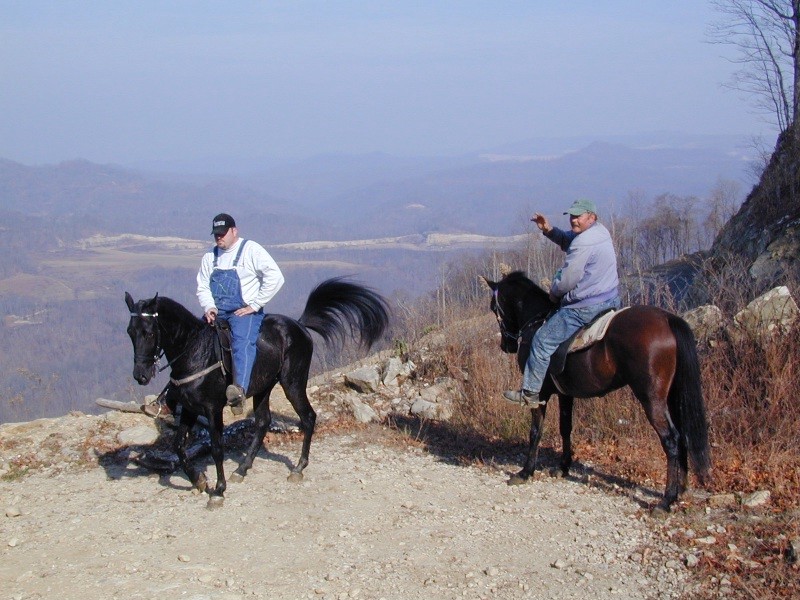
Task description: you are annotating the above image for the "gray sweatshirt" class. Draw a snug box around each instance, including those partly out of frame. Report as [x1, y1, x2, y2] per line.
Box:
[545, 221, 619, 308]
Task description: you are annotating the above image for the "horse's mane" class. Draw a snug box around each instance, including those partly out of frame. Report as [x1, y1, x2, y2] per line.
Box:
[504, 271, 549, 299]
[146, 295, 204, 328]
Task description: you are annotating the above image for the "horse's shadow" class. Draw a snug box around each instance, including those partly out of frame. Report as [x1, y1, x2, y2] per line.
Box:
[96, 416, 298, 490]
[387, 414, 662, 510]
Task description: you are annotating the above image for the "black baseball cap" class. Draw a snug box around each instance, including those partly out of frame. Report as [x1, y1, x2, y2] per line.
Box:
[211, 213, 235, 235]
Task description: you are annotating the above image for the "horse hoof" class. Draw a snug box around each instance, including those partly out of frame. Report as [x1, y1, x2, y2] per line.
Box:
[287, 471, 304, 483]
[206, 496, 224, 510]
[195, 474, 208, 494]
[229, 472, 245, 484]
[507, 474, 528, 486]
[651, 504, 671, 518]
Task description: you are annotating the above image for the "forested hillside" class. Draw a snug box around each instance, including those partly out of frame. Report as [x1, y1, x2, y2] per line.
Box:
[0, 136, 755, 423]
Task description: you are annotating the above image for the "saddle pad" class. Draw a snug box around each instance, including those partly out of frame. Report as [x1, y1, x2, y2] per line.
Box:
[568, 306, 628, 352]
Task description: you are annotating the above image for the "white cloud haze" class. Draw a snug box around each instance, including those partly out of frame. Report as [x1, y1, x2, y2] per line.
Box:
[0, 0, 775, 165]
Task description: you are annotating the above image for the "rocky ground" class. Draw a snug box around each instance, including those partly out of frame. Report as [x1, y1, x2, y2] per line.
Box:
[0, 384, 699, 600]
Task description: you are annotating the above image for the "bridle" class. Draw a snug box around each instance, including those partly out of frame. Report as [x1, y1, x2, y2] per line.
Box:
[129, 309, 165, 371]
[492, 288, 547, 343]
[129, 307, 225, 386]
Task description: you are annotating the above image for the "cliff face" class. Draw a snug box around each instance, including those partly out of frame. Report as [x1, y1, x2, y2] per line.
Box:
[653, 130, 800, 308]
[712, 130, 800, 284]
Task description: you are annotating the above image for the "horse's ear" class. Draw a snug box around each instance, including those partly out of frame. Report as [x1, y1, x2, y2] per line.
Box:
[478, 276, 496, 292]
[125, 292, 135, 312]
[499, 263, 513, 277]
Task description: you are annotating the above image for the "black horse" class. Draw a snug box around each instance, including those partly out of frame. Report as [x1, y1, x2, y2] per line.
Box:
[482, 271, 711, 510]
[125, 278, 389, 508]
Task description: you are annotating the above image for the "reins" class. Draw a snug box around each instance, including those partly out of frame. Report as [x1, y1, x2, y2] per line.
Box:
[169, 360, 226, 386]
[492, 289, 547, 342]
[130, 310, 227, 386]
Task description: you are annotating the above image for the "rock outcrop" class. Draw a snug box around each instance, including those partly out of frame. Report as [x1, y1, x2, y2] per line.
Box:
[651, 129, 800, 308]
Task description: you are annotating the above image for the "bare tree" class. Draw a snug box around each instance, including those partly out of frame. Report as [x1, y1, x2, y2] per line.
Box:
[710, 0, 800, 142]
[703, 177, 743, 245]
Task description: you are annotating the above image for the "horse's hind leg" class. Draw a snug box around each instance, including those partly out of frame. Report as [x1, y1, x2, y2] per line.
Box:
[231, 384, 277, 483]
[635, 389, 684, 510]
[282, 378, 316, 483]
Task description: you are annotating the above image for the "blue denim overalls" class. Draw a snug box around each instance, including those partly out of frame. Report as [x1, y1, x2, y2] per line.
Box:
[210, 240, 262, 394]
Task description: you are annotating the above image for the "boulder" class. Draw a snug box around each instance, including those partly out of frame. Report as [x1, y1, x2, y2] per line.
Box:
[344, 366, 382, 393]
[382, 357, 415, 387]
[682, 304, 725, 343]
[344, 395, 379, 424]
[117, 424, 159, 446]
[409, 378, 457, 421]
[732, 286, 799, 341]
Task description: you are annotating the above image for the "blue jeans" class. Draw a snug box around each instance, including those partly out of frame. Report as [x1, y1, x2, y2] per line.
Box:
[218, 310, 263, 394]
[522, 297, 621, 393]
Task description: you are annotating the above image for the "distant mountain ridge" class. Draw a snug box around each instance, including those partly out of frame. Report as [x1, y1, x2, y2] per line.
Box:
[318, 139, 756, 237]
[0, 133, 756, 244]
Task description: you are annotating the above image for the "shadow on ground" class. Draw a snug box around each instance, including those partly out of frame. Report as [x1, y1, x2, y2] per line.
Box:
[386, 413, 663, 510]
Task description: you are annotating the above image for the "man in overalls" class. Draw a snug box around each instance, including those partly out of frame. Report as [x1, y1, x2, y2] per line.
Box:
[196, 213, 285, 415]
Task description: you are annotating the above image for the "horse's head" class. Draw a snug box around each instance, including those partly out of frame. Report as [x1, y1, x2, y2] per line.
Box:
[480, 271, 553, 354]
[125, 292, 161, 385]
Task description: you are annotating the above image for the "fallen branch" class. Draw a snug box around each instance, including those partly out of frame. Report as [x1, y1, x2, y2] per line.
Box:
[95, 398, 144, 413]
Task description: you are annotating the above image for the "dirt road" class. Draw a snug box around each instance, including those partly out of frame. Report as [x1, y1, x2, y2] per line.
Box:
[0, 409, 692, 600]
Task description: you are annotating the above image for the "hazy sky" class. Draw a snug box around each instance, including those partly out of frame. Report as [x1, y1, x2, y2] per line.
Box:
[0, 1, 776, 165]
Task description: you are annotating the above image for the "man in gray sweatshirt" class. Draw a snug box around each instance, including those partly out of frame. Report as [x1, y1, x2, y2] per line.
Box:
[503, 199, 620, 406]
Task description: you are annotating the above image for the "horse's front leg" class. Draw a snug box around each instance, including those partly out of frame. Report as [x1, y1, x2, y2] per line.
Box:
[174, 411, 207, 493]
[558, 394, 574, 476]
[231, 387, 275, 484]
[205, 409, 227, 510]
[508, 400, 548, 485]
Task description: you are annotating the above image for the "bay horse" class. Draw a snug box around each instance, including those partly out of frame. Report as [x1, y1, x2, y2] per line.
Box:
[482, 271, 711, 510]
[125, 278, 389, 509]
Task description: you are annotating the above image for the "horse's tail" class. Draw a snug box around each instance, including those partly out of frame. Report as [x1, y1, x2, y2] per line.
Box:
[298, 277, 390, 349]
[667, 314, 712, 485]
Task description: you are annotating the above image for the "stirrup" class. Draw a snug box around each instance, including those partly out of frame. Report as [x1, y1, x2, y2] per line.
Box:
[225, 384, 245, 415]
[502, 389, 546, 407]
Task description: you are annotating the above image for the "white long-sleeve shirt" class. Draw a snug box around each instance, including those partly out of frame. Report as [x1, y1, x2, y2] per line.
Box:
[196, 238, 284, 313]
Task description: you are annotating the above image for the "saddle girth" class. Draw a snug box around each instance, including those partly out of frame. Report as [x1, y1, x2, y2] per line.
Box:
[215, 318, 235, 383]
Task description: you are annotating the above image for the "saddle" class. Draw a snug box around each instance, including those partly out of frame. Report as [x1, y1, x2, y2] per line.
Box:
[525, 307, 628, 377]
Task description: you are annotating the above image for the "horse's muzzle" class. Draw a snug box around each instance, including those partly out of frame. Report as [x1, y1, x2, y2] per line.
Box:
[132, 362, 156, 385]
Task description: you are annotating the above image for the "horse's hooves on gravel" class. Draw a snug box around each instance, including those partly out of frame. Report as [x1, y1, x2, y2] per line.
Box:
[507, 474, 528, 486]
[206, 496, 225, 510]
[287, 471, 304, 483]
[229, 472, 244, 484]
[651, 504, 671, 519]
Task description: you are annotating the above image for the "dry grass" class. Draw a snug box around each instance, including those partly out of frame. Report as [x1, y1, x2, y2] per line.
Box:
[420, 314, 800, 599]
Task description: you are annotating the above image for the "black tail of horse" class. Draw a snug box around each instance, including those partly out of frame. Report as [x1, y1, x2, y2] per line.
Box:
[667, 315, 712, 484]
[298, 277, 390, 349]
